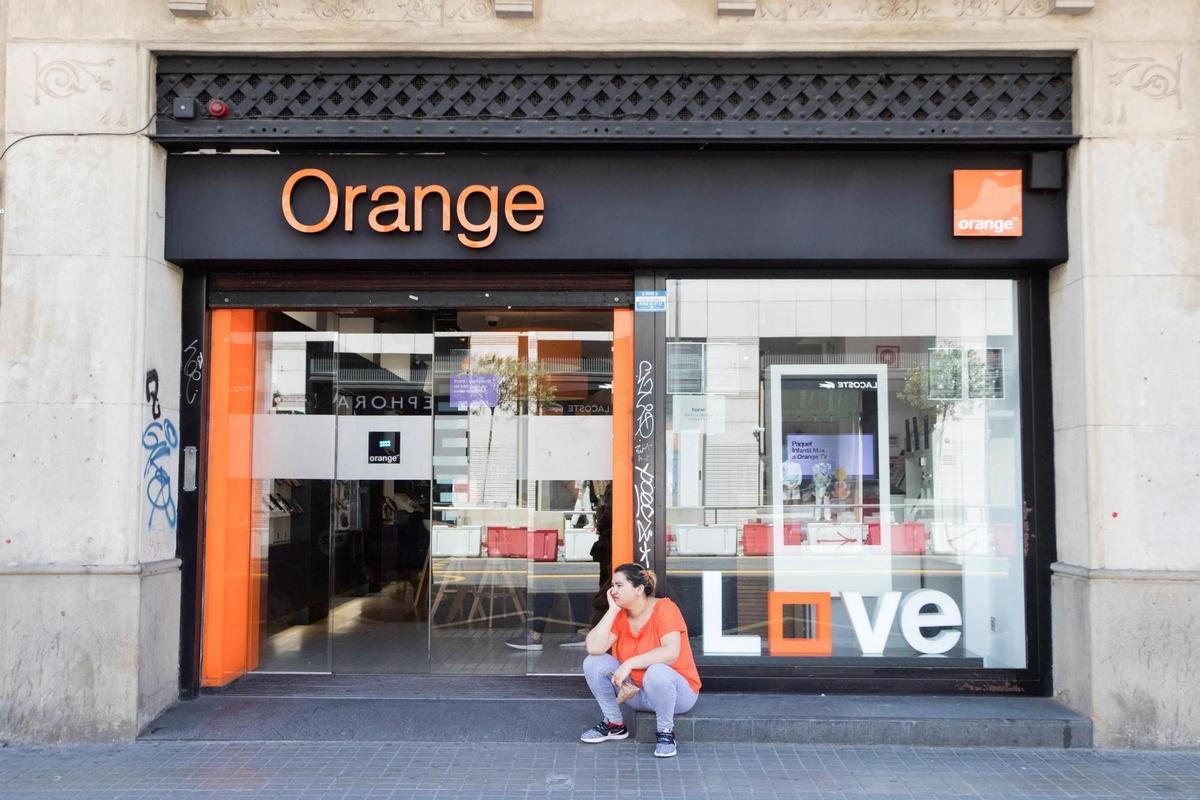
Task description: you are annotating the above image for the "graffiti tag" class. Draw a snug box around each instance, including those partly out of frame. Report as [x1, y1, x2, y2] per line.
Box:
[632, 359, 656, 565]
[143, 419, 179, 529]
[142, 368, 177, 529]
[145, 369, 161, 420]
[183, 339, 204, 405]
[635, 359, 654, 445]
[634, 463, 655, 565]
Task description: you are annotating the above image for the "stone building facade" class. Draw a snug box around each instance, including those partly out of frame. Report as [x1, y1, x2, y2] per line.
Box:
[0, 0, 1197, 748]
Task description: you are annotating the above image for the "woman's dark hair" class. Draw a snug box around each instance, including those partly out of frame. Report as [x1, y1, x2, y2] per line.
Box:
[615, 563, 657, 597]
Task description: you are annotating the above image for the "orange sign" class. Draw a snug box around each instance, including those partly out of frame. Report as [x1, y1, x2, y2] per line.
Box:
[953, 169, 1022, 237]
[281, 168, 544, 249]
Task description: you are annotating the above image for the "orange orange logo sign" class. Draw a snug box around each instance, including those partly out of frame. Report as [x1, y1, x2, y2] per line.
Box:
[280, 168, 545, 249]
[953, 169, 1023, 237]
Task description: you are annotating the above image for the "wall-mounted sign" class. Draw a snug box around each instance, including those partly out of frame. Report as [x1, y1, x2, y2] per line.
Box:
[281, 168, 544, 249]
[953, 169, 1023, 237]
[634, 290, 667, 313]
[167, 154, 1067, 265]
[367, 431, 402, 464]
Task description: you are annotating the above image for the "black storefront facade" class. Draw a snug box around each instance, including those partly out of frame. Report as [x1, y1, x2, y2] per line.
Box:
[159, 55, 1070, 699]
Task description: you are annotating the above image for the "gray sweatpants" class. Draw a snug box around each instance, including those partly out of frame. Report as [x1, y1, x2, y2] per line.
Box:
[582, 653, 698, 733]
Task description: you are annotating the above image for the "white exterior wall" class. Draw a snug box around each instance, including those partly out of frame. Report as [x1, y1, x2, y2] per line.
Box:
[0, 0, 1196, 746]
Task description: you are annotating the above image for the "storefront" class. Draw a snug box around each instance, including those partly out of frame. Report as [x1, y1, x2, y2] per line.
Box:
[160, 55, 1070, 696]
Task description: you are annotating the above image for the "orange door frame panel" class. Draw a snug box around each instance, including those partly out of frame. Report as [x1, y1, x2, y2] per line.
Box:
[201, 309, 258, 687]
[611, 309, 634, 571]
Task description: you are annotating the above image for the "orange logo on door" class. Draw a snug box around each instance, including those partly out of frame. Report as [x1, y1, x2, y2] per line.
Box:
[953, 169, 1022, 237]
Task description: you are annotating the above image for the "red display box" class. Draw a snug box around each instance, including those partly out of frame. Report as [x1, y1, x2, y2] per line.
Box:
[742, 523, 805, 555]
[865, 521, 927, 554]
[486, 527, 558, 561]
[486, 526, 525, 558]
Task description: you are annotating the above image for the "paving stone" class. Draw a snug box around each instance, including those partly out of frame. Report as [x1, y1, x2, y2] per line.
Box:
[0, 742, 1197, 799]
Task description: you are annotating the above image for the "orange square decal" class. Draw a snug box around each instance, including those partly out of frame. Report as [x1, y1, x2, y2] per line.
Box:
[767, 591, 832, 657]
[953, 169, 1023, 237]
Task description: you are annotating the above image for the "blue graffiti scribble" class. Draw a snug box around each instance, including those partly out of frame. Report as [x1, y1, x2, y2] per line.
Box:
[143, 419, 178, 529]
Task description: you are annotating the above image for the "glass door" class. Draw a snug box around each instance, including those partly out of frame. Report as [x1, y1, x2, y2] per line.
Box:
[328, 312, 435, 673]
[250, 313, 338, 674]
[245, 308, 615, 677]
[429, 310, 615, 675]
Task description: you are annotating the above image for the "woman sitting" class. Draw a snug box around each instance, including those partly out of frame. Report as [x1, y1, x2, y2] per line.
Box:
[580, 563, 701, 758]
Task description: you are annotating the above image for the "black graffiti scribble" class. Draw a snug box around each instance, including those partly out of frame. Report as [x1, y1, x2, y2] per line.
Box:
[183, 340, 203, 405]
[145, 369, 161, 420]
[143, 419, 178, 529]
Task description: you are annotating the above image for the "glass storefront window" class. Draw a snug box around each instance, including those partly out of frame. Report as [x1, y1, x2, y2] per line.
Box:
[665, 279, 1026, 669]
[227, 309, 615, 678]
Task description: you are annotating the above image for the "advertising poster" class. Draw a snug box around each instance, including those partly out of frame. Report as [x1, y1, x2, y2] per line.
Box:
[785, 434, 876, 477]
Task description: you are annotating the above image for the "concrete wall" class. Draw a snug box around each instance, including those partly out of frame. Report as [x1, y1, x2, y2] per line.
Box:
[0, 21, 182, 742]
[1047, 1, 1200, 749]
[0, 0, 1197, 746]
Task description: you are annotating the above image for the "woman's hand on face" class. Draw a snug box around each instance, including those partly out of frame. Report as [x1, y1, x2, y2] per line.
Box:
[611, 662, 634, 688]
[606, 587, 620, 612]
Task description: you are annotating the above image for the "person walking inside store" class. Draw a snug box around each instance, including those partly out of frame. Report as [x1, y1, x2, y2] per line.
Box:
[585, 481, 613, 627]
[579, 563, 701, 758]
[505, 479, 594, 651]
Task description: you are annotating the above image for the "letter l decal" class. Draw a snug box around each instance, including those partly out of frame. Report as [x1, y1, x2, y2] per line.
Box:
[701, 571, 762, 655]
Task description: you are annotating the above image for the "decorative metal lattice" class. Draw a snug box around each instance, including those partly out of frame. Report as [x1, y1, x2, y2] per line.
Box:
[155, 56, 1073, 145]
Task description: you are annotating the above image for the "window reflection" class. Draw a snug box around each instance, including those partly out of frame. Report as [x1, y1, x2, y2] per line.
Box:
[666, 279, 1025, 668]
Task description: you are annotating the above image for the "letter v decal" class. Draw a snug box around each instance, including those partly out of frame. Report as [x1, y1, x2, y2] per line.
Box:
[843, 591, 902, 656]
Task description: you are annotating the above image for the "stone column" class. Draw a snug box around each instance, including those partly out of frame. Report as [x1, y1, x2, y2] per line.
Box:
[1050, 11, 1200, 748]
[0, 42, 181, 742]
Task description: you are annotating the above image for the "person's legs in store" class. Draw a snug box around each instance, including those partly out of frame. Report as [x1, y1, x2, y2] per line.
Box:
[505, 590, 553, 650]
[558, 589, 592, 647]
[507, 584, 593, 649]
[588, 560, 613, 629]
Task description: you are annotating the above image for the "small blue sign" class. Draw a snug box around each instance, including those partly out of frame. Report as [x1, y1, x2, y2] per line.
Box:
[635, 290, 667, 313]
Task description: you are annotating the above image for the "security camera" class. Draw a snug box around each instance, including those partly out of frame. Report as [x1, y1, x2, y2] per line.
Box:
[485, 314, 501, 328]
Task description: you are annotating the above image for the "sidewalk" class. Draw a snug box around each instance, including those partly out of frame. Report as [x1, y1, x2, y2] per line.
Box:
[1, 740, 1198, 799]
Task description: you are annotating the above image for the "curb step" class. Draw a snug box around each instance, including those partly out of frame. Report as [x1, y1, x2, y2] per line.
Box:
[631, 695, 1092, 749]
[148, 678, 1092, 749]
[633, 710, 1091, 748]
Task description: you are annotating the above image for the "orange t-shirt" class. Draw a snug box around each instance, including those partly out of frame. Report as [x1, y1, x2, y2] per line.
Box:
[610, 597, 702, 694]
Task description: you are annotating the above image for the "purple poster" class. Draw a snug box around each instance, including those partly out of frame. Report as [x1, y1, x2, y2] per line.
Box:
[786, 434, 876, 477]
[449, 374, 499, 408]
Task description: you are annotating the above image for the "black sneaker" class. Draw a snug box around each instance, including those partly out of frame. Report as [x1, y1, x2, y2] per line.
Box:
[579, 720, 629, 743]
[654, 729, 677, 757]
